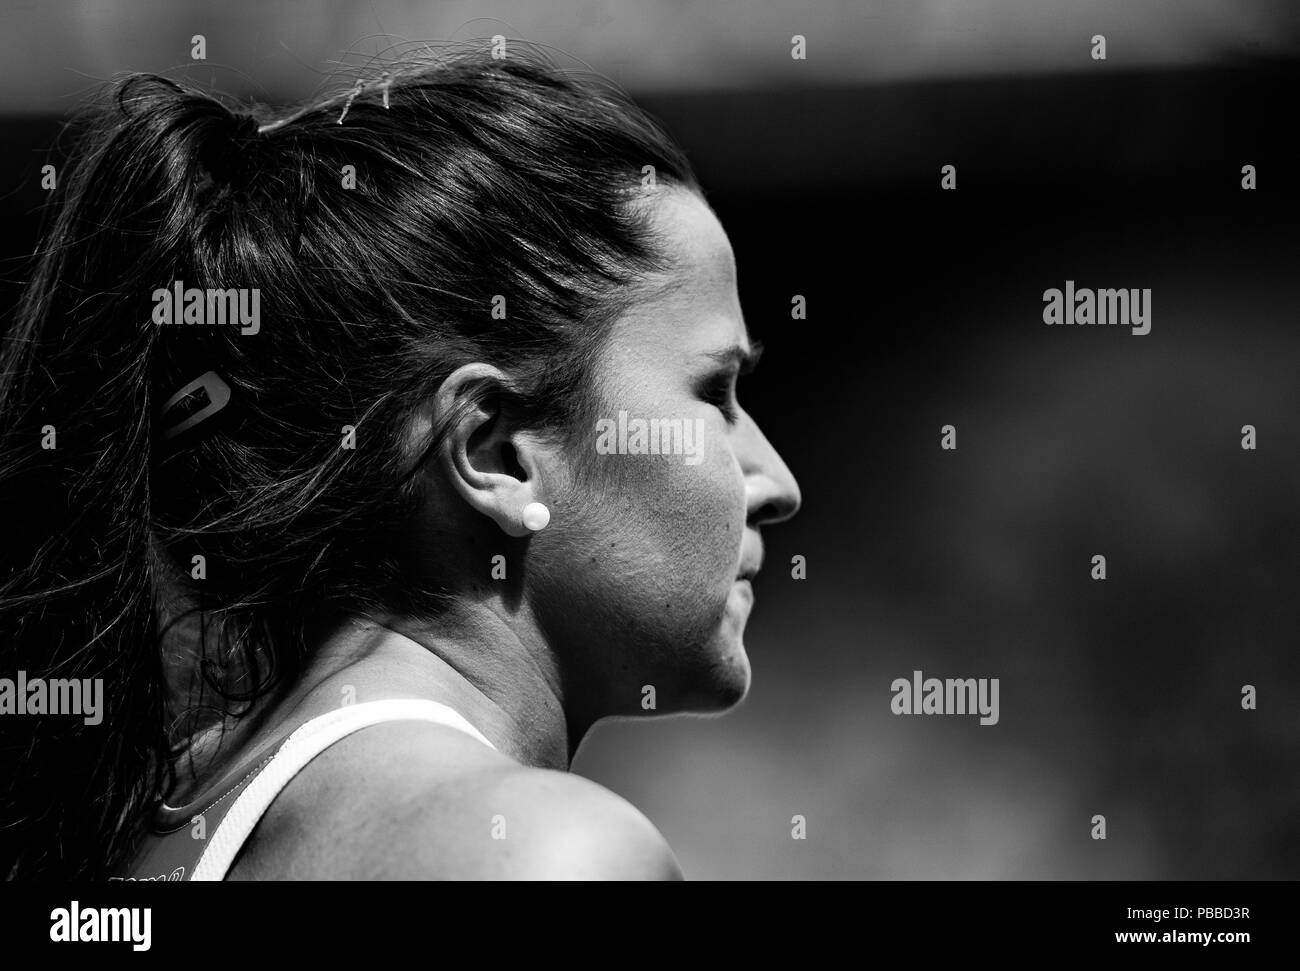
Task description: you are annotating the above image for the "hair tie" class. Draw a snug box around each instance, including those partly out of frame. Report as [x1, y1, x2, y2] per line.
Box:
[158, 371, 231, 442]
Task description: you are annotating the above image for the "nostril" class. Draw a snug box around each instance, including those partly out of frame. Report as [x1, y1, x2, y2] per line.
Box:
[750, 491, 800, 527]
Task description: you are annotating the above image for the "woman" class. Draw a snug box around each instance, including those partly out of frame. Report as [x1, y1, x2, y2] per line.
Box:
[0, 48, 800, 880]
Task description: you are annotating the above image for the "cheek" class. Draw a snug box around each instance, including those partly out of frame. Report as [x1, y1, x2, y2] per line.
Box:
[539, 423, 745, 643]
[629, 422, 744, 588]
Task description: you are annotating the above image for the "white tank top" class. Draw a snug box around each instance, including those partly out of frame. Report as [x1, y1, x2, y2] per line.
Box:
[183, 699, 496, 880]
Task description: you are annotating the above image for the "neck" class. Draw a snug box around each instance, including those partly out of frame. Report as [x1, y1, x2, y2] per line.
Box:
[339, 601, 575, 770]
[167, 597, 580, 804]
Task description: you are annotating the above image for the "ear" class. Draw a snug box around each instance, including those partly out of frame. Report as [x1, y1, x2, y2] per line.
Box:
[425, 363, 549, 538]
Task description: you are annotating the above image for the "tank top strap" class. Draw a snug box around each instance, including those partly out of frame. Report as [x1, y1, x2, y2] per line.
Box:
[189, 698, 496, 881]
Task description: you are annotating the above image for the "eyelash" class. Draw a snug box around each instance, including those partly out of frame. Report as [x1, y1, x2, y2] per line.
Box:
[701, 373, 740, 424]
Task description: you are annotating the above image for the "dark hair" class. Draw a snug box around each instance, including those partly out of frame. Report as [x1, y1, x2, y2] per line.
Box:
[0, 45, 698, 879]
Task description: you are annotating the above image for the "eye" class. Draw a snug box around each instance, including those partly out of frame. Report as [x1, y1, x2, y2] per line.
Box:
[699, 371, 740, 424]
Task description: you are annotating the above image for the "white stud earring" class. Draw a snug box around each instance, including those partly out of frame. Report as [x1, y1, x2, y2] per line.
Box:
[521, 501, 550, 532]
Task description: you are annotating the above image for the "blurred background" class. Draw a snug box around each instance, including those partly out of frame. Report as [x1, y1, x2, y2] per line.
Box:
[1, 0, 1297, 879]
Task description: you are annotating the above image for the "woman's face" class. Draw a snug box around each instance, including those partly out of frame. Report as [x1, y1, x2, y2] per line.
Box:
[531, 187, 801, 718]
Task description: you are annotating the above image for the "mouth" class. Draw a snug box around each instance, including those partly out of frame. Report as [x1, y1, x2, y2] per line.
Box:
[736, 533, 764, 583]
[737, 541, 763, 583]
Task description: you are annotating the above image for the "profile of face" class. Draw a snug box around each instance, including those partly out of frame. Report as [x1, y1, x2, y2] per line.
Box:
[524, 187, 802, 719]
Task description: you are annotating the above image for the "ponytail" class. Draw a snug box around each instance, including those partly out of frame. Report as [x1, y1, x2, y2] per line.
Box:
[0, 77, 254, 879]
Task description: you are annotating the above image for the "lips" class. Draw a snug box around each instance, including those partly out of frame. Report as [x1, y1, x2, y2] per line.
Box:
[737, 535, 763, 582]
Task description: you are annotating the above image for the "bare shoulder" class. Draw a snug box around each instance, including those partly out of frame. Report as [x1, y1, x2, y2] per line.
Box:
[231, 718, 683, 880]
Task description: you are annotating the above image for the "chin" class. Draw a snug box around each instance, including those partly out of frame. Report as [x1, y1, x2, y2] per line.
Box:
[702, 586, 756, 709]
[711, 647, 752, 710]
[638, 584, 756, 714]
[675, 632, 752, 713]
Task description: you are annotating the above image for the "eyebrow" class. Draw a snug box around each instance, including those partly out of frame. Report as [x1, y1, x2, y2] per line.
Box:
[705, 338, 765, 375]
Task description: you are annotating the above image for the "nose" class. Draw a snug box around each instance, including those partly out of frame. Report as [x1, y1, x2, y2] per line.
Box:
[739, 409, 802, 527]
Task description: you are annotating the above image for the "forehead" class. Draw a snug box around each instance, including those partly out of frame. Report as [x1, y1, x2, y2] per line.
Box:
[606, 188, 747, 362]
[646, 187, 736, 284]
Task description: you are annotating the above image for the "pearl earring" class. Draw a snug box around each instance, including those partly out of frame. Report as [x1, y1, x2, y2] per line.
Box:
[521, 501, 550, 532]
